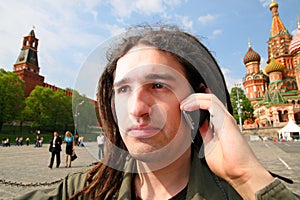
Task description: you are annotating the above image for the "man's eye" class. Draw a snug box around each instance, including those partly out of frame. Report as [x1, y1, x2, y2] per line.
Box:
[117, 86, 129, 93]
[152, 82, 166, 89]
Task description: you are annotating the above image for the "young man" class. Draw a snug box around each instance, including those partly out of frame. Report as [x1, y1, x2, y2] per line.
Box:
[16, 26, 298, 200]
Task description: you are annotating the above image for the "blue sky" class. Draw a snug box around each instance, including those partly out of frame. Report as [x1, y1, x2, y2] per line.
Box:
[0, 0, 299, 98]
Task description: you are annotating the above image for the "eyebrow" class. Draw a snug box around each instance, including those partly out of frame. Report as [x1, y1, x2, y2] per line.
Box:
[113, 73, 177, 87]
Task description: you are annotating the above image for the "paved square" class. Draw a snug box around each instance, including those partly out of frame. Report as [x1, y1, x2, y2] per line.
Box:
[0, 140, 299, 199]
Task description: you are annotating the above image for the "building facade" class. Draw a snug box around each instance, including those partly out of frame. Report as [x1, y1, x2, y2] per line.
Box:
[243, 0, 300, 127]
[13, 29, 72, 97]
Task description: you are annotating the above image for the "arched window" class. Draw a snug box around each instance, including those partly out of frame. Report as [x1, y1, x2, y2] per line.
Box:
[282, 110, 289, 122]
[292, 81, 297, 89]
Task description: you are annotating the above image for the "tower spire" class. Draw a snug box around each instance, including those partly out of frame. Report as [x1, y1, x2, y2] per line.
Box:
[248, 36, 251, 48]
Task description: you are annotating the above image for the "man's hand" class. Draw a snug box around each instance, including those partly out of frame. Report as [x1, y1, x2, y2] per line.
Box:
[180, 91, 274, 200]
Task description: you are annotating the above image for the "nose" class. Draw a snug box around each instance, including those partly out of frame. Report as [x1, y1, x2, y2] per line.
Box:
[128, 86, 151, 118]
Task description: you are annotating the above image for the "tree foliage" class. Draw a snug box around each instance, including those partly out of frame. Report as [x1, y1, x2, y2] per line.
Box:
[230, 87, 254, 124]
[22, 86, 73, 131]
[72, 91, 99, 135]
[0, 69, 25, 132]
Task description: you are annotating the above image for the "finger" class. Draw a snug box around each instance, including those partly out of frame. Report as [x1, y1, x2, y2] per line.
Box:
[181, 92, 230, 134]
[180, 93, 212, 111]
[199, 119, 220, 159]
[199, 119, 213, 143]
[208, 95, 227, 133]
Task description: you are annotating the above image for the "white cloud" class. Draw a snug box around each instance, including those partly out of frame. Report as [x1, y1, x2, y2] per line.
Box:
[198, 14, 219, 25]
[212, 29, 223, 37]
[221, 67, 243, 91]
[179, 16, 193, 31]
[103, 24, 126, 37]
[135, 0, 165, 15]
[109, 0, 185, 17]
[164, 0, 186, 6]
[109, 0, 136, 17]
[208, 29, 223, 39]
[259, 0, 272, 8]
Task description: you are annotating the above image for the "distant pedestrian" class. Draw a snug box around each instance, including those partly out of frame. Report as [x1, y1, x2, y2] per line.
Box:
[97, 132, 105, 160]
[26, 137, 30, 146]
[2, 138, 10, 147]
[35, 135, 41, 147]
[75, 135, 79, 146]
[19, 137, 23, 146]
[15, 137, 19, 146]
[79, 136, 84, 147]
[48, 132, 62, 169]
[64, 131, 74, 168]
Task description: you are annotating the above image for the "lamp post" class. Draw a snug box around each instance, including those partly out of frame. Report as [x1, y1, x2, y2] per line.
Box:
[74, 100, 84, 135]
[235, 83, 243, 133]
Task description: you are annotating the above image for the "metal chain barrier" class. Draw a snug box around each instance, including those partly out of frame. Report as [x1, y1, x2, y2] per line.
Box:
[0, 178, 63, 187]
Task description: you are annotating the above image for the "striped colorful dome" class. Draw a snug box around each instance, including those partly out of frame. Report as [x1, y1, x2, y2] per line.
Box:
[289, 22, 300, 55]
[265, 57, 284, 74]
[243, 47, 261, 65]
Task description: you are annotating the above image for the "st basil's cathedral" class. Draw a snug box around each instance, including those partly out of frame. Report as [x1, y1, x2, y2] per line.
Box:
[242, 0, 300, 127]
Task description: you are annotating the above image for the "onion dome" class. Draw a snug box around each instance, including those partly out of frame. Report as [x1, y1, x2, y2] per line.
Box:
[265, 57, 284, 74]
[289, 22, 300, 55]
[243, 42, 261, 65]
[269, 0, 278, 10]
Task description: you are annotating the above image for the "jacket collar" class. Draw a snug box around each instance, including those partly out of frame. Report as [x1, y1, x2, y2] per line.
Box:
[117, 148, 208, 200]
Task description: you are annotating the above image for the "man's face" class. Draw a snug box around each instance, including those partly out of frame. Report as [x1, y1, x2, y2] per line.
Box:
[113, 46, 193, 162]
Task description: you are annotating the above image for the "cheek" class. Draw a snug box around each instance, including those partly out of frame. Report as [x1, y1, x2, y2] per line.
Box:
[164, 103, 182, 130]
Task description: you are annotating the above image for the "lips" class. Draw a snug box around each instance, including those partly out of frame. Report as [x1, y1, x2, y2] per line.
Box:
[127, 125, 161, 138]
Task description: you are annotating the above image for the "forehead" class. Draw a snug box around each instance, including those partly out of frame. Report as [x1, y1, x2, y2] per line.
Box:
[115, 46, 186, 79]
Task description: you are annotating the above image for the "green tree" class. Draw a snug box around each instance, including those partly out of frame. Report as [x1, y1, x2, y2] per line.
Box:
[0, 69, 25, 132]
[52, 90, 73, 131]
[22, 86, 73, 131]
[72, 91, 99, 135]
[230, 87, 254, 124]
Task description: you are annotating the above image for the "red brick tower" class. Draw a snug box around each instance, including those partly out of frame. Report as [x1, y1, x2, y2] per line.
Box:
[13, 28, 44, 97]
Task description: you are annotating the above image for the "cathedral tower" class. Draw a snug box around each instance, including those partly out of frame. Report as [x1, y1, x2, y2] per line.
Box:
[268, 0, 294, 85]
[243, 41, 268, 104]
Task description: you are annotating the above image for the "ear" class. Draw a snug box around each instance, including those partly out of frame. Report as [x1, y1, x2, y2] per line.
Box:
[197, 85, 210, 128]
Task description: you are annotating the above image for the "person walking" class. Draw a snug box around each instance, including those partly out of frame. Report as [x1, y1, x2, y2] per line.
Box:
[97, 132, 105, 160]
[48, 131, 62, 169]
[64, 131, 74, 168]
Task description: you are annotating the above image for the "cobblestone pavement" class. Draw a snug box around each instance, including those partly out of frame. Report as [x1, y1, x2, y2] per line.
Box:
[0, 140, 299, 199]
[249, 140, 300, 195]
[0, 142, 98, 200]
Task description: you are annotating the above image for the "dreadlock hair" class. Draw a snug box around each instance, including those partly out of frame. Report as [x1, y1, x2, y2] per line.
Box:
[70, 25, 233, 199]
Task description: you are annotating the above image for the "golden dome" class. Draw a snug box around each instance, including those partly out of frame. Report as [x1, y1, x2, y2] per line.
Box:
[269, 0, 278, 10]
[265, 57, 284, 74]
